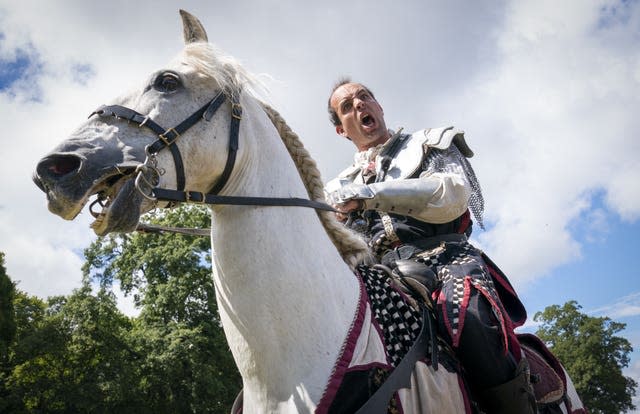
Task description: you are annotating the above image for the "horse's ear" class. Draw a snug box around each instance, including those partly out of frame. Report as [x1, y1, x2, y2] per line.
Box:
[179, 9, 208, 44]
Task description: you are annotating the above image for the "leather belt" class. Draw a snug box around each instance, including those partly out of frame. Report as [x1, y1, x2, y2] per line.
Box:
[381, 233, 467, 266]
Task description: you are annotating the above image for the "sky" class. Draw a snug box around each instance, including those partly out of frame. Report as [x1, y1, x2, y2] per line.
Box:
[1, 0, 639, 408]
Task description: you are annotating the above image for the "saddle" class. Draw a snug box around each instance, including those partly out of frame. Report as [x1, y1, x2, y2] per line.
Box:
[518, 333, 567, 407]
[389, 262, 570, 410]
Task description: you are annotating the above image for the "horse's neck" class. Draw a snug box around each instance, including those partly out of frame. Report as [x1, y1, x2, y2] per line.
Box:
[210, 97, 360, 409]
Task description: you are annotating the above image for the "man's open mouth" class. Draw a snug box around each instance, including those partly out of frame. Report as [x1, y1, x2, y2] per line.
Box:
[361, 114, 375, 127]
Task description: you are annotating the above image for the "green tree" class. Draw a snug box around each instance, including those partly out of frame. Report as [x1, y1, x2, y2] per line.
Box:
[3, 290, 49, 413]
[0, 252, 17, 412]
[0, 252, 16, 360]
[6, 285, 138, 413]
[534, 300, 637, 414]
[3, 206, 240, 413]
[84, 205, 241, 413]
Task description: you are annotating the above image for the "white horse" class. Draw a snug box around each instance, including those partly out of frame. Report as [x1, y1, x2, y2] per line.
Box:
[34, 10, 585, 414]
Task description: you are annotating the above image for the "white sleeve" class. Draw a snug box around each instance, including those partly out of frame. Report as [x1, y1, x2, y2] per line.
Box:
[362, 145, 471, 223]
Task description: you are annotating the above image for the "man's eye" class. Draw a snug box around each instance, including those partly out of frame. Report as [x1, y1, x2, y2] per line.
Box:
[154, 73, 181, 93]
[342, 102, 352, 112]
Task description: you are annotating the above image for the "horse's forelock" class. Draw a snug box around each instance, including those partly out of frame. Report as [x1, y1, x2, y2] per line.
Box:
[181, 42, 260, 99]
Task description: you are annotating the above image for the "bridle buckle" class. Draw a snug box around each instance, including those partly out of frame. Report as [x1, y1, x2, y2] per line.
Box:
[185, 191, 206, 204]
[159, 128, 180, 146]
[231, 103, 243, 120]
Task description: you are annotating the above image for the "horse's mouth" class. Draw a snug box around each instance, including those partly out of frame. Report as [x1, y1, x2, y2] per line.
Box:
[35, 158, 157, 236]
[84, 165, 144, 235]
[89, 175, 132, 227]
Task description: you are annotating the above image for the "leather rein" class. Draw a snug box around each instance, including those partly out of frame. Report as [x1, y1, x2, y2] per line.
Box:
[90, 91, 334, 235]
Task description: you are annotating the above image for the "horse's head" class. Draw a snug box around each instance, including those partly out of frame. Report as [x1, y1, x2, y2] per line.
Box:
[33, 11, 251, 236]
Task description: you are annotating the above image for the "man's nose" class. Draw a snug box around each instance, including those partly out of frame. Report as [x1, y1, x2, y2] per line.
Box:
[354, 98, 365, 109]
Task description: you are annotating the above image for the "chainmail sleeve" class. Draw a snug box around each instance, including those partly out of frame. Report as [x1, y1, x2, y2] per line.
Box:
[422, 144, 485, 229]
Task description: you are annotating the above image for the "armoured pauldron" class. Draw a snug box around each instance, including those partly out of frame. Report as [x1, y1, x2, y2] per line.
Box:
[326, 126, 471, 192]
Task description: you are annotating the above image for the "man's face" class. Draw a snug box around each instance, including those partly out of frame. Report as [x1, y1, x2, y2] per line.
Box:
[330, 83, 390, 151]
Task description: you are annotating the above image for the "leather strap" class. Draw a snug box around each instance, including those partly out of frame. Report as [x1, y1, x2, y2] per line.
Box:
[152, 188, 336, 212]
[411, 233, 467, 250]
[167, 144, 186, 190]
[90, 92, 226, 191]
[355, 305, 433, 414]
[208, 98, 241, 194]
[380, 233, 468, 268]
[147, 92, 226, 154]
[90, 105, 165, 136]
[376, 131, 408, 183]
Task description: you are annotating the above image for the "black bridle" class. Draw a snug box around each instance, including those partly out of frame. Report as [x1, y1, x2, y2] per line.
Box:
[90, 92, 334, 212]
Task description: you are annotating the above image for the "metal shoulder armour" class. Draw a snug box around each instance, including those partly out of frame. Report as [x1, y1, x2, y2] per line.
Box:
[374, 132, 425, 181]
[374, 126, 473, 182]
[325, 164, 362, 194]
[422, 126, 474, 157]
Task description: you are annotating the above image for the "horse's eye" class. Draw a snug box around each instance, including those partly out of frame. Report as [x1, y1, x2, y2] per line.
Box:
[154, 72, 181, 93]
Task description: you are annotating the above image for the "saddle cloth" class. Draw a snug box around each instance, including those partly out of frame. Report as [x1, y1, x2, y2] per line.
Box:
[518, 333, 566, 405]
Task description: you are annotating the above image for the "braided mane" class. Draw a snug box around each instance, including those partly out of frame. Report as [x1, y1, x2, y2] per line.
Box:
[261, 104, 371, 268]
[181, 42, 370, 267]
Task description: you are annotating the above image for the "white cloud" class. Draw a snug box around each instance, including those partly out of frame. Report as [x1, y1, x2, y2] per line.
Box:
[0, 219, 86, 298]
[581, 207, 610, 243]
[0, 1, 182, 303]
[591, 292, 640, 319]
[0, 0, 638, 314]
[446, 0, 640, 289]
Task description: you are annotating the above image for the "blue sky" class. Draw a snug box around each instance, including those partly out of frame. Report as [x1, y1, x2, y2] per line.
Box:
[0, 48, 29, 89]
[525, 209, 640, 344]
[519, 191, 640, 312]
[1, 0, 639, 409]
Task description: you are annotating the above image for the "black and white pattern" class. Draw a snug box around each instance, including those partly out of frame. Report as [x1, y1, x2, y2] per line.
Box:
[318, 264, 471, 413]
[356, 265, 422, 366]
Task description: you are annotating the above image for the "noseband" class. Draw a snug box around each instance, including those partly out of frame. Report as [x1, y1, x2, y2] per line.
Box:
[91, 91, 235, 195]
[90, 92, 334, 212]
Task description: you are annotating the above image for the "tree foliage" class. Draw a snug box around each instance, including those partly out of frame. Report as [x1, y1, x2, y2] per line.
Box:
[535, 300, 637, 414]
[83, 205, 241, 413]
[0, 252, 17, 412]
[0, 252, 16, 361]
[2, 205, 241, 413]
[6, 287, 138, 413]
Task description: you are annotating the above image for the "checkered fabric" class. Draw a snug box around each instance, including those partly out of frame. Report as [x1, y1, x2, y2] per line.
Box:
[317, 264, 470, 414]
[356, 265, 422, 366]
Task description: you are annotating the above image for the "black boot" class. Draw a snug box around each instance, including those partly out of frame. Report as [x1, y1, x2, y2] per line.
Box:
[477, 359, 537, 414]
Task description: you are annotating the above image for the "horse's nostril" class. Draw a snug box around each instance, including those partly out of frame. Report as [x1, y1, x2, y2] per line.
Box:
[38, 154, 82, 178]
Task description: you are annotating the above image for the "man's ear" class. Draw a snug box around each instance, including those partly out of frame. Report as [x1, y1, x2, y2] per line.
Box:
[336, 125, 347, 137]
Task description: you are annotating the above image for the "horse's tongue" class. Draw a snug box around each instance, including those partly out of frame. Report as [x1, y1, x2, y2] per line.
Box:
[91, 180, 143, 235]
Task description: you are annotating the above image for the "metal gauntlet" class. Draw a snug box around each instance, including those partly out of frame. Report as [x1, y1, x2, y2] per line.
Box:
[326, 183, 375, 205]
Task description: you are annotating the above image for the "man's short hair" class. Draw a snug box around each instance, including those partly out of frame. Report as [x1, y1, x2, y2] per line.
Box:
[327, 78, 376, 127]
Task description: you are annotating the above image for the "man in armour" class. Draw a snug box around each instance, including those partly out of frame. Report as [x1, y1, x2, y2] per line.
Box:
[325, 79, 536, 414]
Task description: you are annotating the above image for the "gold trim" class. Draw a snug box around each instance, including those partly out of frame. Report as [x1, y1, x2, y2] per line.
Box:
[231, 103, 243, 120]
[380, 213, 400, 243]
[159, 128, 180, 146]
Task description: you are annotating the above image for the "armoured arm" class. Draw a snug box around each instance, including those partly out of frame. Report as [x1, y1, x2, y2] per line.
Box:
[365, 172, 470, 223]
[327, 146, 472, 224]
